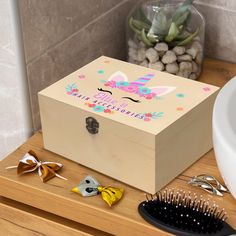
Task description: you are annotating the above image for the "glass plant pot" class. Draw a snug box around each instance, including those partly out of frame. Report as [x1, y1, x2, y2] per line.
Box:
[126, 0, 205, 80]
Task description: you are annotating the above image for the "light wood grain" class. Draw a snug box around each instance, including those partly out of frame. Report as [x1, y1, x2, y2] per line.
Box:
[0, 197, 111, 236]
[0, 58, 235, 236]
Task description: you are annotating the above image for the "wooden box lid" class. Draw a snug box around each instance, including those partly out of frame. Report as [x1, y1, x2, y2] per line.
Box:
[39, 56, 219, 135]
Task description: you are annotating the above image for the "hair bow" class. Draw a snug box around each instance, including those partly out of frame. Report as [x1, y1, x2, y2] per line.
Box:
[6, 150, 67, 182]
[72, 175, 124, 207]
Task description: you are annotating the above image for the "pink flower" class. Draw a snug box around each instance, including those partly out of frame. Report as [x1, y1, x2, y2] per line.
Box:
[145, 113, 152, 117]
[120, 84, 139, 93]
[105, 80, 116, 88]
[144, 93, 156, 99]
[104, 109, 111, 113]
[144, 118, 151, 122]
[88, 103, 96, 107]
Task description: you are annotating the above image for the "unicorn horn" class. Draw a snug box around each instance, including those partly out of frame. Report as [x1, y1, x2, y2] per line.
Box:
[130, 74, 155, 87]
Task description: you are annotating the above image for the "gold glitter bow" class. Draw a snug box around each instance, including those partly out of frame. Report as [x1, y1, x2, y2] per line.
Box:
[6, 150, 67, 182]
[72, 175, 124, 207]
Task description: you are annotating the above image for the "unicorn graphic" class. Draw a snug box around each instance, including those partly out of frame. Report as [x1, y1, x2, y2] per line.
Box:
[102, 71, 176, 100]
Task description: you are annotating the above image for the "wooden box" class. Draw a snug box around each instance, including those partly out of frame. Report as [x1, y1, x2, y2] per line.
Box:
[38, 56, 219, 193]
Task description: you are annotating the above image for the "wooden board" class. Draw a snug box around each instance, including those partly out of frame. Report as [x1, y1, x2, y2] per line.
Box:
[0, 58, 236, 236]
[0, 197, 111, 236]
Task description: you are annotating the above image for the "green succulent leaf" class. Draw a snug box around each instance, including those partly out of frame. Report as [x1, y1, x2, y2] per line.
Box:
[131, 19, 151, 31]
[148, 9, 171, 40]
[175, 30, 191, 40]
[172, 0, 194, 25]
[135, 8, 152, 26]
[147, 34, 159, 43]
[174, 10, 190, 27]
[141, 28, 154, 46]
[165, 22, 180, 42]
[129, 17, 142, 35]
[177, 27, 199, 46]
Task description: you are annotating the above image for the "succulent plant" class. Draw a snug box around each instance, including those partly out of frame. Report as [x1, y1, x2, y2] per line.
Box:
[129, 0, 199, 47]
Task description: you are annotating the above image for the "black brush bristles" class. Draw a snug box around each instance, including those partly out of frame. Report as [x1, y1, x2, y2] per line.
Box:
[138, 189, 236, 236]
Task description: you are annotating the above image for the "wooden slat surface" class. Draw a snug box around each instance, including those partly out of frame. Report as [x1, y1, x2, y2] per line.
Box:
[0, 58, 236, 235]
[0, 197, 111, 236]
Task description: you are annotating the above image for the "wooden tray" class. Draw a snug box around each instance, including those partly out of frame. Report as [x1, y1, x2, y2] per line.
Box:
[0, 58, 236, 236]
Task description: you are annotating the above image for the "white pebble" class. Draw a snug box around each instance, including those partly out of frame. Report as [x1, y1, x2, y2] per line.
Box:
[177, 71, 191, 79]
[128, 48, 138, 61]
[191, 41, 203, 52]
[154, 42, 168, 52]
[166, 62, 179, 74]
[195, 52, 203, 65]
[149, 61, 165, 71]
[158, 51, 166, 58]
[186, 47, 199, 59]
[145, 48, 159, 63]
[173, 46, 186, 56]
[128, 39, 138, 49]
[139, 59, 148, 68]
[189, 73, 198, 80]
[193, 36, 201, 42]
[137, 48, 146, 62]
[139, 41, 146, 49]
[179, 62, 192, 71]
[162, 50, 177, 64]
[177, 54, 192, 62]
[128, 57, 138, 64]
[192, 61, 198, 73]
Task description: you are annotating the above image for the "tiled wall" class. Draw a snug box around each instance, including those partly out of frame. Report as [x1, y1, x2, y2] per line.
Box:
[195, 0, 236, 63]
[19, 0, 138, 130]
[18, 0, 236, 131]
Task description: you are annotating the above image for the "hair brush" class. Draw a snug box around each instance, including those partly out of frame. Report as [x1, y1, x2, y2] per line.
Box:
[138, 189, 236, 236]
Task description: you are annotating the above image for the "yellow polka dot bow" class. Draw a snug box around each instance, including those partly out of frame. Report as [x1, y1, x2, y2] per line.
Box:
[72, 175, 124, 207]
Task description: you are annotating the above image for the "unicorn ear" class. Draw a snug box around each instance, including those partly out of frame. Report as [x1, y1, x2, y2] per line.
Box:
[149, 86, 176, 97]
[108, 71, 128, 82]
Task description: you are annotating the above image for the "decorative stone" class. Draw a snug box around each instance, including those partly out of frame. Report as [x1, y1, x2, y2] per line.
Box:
[148, 61, 164, 71]
[166, 62, 179, 74]
[193, 36, 201, 42]
[195, 52, 203, 65]
[145, 48, 159, 63]
[137, 48, 146, 62]
[162, 50, 177, 64]
[177, 54, 192, 62]
[139, 59, 149, 67]
[128, 57, 138, 64]
[154, 42, 168, 52]
[128, 39, 138, 49]
[191, 41, 203, 52]
[128, 48, 138, 61]
[177, 71, 191, 79]
[189, 73, 198, 80]
[139, 41, 146, 49]
[179, 62, 192, 72]
[186, 47, 199, 59]
[158, 51, 166, 58]
[173, 46, 186, 56]
[192, 61, 198, 73]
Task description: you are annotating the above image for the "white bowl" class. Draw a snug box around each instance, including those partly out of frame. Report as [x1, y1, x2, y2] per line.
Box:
[213, 77, 236, 199]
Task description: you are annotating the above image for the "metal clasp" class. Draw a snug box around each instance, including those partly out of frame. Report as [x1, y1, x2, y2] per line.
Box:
[86, 117, 99, 134]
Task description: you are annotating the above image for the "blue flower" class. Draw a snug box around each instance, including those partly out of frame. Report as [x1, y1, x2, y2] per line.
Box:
[93, 105, 104, 112]
[116, 81, 129, 87]
[139, 87, 151, 95]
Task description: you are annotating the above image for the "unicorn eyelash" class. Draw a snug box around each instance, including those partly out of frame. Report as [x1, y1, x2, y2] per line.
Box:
[122, 97, 141, 103]
[97, 88, 112, 95]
